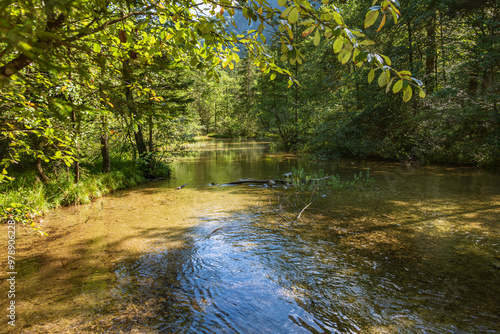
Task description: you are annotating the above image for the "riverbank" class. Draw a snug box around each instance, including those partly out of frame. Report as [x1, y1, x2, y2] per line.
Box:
[0, 160, 162, 231]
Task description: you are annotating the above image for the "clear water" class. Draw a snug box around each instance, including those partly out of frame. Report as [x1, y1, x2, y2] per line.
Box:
[3, 139, 499, 333]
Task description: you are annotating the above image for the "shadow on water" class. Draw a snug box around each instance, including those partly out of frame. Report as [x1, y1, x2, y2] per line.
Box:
[1, 138, 499, 333]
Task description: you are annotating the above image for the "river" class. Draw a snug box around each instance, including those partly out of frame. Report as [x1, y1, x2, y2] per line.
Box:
[1, 139, 499, 333]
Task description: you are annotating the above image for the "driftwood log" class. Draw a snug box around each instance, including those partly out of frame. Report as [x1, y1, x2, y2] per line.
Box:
[221, 179, 287, 185]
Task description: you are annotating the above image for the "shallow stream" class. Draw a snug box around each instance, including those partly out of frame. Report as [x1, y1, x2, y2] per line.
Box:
[1, 139, 499, 333]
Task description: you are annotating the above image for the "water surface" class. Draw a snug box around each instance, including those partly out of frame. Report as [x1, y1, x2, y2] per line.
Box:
[1, 139, 499, 333]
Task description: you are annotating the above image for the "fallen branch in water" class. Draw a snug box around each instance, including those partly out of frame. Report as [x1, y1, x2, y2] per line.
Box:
[176, 183, 188, 190]
[215, 179, 288, 185]
[295, 185, 319, 221]
[206, 226, 225, 239]
[266, 195, 291, 224]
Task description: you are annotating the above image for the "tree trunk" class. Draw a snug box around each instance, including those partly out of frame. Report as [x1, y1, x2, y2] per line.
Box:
[122, 60, 147, 158]
[439, 11, 446, 84]
[148, 110, 154, 153]
[425, 13, 437, 92]
[101, 116, 111, 173]
[32, 136, 50, 183]
[71, 106, 80, 183]
[34, 158, 49, 183]
[407, 22, 413, 69]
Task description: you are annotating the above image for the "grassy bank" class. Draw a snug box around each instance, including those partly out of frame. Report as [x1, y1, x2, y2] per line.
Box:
[0, 160, 166, 234]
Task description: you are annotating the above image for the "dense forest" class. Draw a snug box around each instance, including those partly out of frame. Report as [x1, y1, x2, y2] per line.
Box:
[1, 0, 498, 227]
[195, 0, 499, 165]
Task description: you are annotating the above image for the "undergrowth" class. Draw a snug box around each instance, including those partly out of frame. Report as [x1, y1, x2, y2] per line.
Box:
[286, 166, 375, 192]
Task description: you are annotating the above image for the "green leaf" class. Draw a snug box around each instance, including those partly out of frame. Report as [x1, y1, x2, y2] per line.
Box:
[377, 13, 386, 31]
[93, 43, 101, 53]
[378, 71, 387, 87]
[333, 12, 343, 25]
[288, 7, 298, 24]
[333, 38, 343, 53]
[281, 6, 293, 18]
[419, 89, 426, 98]
[393, 79, 403, 93]
[390, 5, 399, 24]
[313, 28, 321, 46]
[302, 25, 315, 37]
[354, 50, 369, 62]
[278, 0, 287, 6]
[368, 68, 375, 83]
[159, 15, 167, 24]
[337, 49, 348, 62]
[323, 13, 334, 21]
[386, 77, 394, 93]
[364, 10, 379, 29]
[398, 70, 412, 77]
[18, 41, 32, 51]
[324, 27, 333, 38]
[403, 86, 413, 102]
[359, 40, 376, 45]
[341, 50, 351, 64]
[270, 73, 276, 80]
[381, 55, 392, 66]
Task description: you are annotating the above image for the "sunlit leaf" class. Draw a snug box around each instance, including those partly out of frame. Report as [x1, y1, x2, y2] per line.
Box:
[393, 79, 403, 93]
[386, 77, 394, 93]
[377, 14, 386, 31]
[390, 6, 398, 23]
[364, 10, 379, 28]
[302, 25, 315, 37]
[313, 28, 321, 46]
[333, 12, 343, 25]
[378, 71, 387, 87]
[368, 68, 375, 83]
[381, 54, 392, 66]
[403, 86, 413, 102]
[359, 40, 376, 45]
[341, 51, 351, 64]
[333, 38, 343, 53]
[288, 7, 299, 24]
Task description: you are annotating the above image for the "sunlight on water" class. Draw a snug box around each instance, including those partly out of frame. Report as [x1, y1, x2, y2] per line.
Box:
[1, 139, 499, 333]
